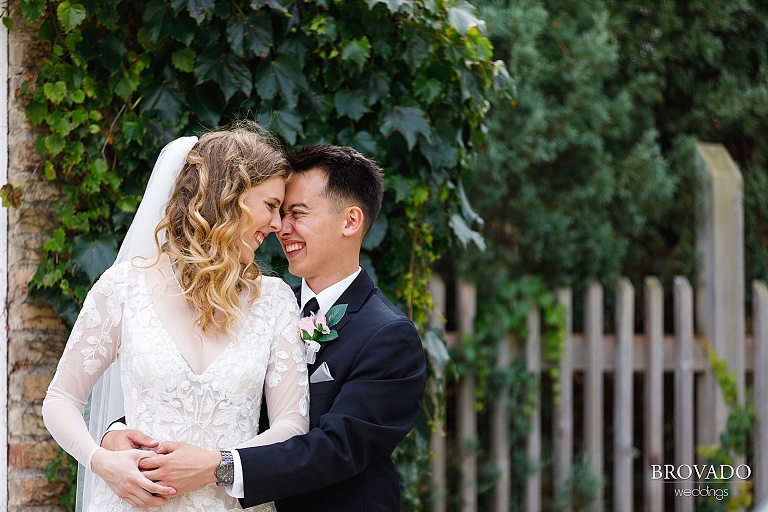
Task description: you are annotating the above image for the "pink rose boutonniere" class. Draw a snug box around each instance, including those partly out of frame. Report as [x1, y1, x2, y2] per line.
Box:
[298, 304, 348, 364]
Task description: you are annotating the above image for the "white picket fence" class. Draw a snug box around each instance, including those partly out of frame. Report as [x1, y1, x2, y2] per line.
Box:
[427, 277, 768, 512]
[426, 143, 764, 511]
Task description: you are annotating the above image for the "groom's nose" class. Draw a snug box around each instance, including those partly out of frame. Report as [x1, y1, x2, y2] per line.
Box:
[279, 216, 293, 237]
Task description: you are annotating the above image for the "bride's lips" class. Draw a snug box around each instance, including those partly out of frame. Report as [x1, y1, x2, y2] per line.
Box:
[284, 242, 305, 258]
[254, 232, 265, 247]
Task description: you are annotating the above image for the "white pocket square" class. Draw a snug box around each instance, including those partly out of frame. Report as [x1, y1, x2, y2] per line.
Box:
[310, 362, 334, 383]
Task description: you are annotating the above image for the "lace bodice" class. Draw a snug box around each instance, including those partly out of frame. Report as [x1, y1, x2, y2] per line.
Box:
[43, 261, 309, 511]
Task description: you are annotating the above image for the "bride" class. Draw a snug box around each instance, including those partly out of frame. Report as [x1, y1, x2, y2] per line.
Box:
[42, 124, 309, 512]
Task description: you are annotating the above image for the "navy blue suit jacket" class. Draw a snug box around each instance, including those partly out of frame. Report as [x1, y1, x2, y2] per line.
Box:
[239, 268, 426, 511]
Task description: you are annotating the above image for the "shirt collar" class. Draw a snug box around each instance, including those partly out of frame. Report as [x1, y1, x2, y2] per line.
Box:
[300, 267, 362, 316]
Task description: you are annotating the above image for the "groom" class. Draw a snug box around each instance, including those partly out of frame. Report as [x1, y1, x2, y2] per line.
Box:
[104, 144, 427, 510]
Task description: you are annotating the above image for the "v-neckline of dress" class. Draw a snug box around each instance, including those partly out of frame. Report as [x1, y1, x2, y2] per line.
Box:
[138, 267, 244, 377]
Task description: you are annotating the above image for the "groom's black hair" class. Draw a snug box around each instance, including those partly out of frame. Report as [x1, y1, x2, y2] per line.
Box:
[286, 145, 383, 236]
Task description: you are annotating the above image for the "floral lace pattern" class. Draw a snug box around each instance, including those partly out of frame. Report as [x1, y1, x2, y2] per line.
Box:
[45, 262, 308, 512]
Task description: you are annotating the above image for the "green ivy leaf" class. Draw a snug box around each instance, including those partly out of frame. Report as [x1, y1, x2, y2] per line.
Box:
[419, 129, 457, 169]
[44, 161, 56, 180]
[100, 34, 128, 73]
[144, 0, 195, 45]
[366, 0, 410, 13]
[26, 99, 48, 125]
[120, 120, 143, 143]
[195, 47, 252, 101]
[187, 85, 224, 128]
[172, 47, 196, 73]
[255, 55, 308, 108]
[2, 17, 13, 30]
[258, 106, 303, 145]
[459, 67, 484, 102]
[340, 37, 371, 70]
[57, 2, 87, 33]
[385, 175, 414, 204]
[457, 180, 483, 227]
[424, 330, 450, 371]
[65, 30, 83, 57]
[141, 82, 185, 124]
[171, 0, 214, 24]
[46, 111, 75, 136]
[334, 90, 370, 121]
[252, 0, 292, 15]
[20, 0, 46, 23]
[492, 60, 515, 99]
[44, 134, 66, 157]
[367, 72, 390, 105]
[338, 128, 380, 156]
[401, 34, 431, 69]
[447, 1, 485, 36]
[71, 235, 118, 283]
[413, 77, 442, 105]
[143, 0, 174, 43]
[43, 81, 67, 104]
[449, 213, 485, 251]
[228, 17, 273, 58]
[43, 228, 67, 252]
[380, 105, 431, 150]
[70, 89, 85, 104]
[278, 37, 310, 67]
[111, 67, 140, 100]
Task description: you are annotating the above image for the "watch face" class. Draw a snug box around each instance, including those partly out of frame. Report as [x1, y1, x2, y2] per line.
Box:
[216, 451, 234, 485]
[216, 465, 234, 484]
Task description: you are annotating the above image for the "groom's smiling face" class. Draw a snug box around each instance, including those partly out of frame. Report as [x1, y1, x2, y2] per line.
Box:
[279, 169, 346, 288]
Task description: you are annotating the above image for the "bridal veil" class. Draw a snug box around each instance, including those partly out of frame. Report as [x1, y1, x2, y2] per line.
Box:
[77, 136, 199, 511]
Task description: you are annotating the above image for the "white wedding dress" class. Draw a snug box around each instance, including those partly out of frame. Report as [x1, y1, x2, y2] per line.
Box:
[43, 257, 309, 512]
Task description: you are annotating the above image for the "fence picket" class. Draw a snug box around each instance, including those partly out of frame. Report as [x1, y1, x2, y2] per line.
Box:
[644, 277, 665, 512]
[614, 279, 634, 511]
[457, 282, 477, 512]
[584, 281, 605, 509]
[429, 276, 447, 512]
[674, 277, 694, 512]
[491, 332, 512, 512]
[754, 280, 768, 506]
[553, 288, 573, 511]
[525, 306, 542, 512]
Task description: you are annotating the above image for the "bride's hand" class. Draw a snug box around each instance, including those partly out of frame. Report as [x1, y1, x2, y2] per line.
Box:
[101, 428, 160, 451]
[90, 447, 177, 509]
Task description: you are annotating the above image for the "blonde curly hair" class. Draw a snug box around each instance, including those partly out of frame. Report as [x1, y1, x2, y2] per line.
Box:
[153, 123, 289, 336]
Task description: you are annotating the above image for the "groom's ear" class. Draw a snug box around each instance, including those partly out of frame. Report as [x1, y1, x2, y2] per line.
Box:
[341, 206, 364, 239]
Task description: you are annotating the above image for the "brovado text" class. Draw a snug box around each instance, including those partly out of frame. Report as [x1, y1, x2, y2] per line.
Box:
[651, 464, 752, 481]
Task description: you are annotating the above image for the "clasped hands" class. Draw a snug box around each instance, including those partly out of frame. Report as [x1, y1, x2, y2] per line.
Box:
[97, 429, 221, 509]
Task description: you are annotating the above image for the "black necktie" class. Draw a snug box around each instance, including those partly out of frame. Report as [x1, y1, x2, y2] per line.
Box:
[301, 297, 320, 318]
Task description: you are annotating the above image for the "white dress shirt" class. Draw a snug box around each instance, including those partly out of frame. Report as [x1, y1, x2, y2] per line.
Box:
[228, 267, 362, 499]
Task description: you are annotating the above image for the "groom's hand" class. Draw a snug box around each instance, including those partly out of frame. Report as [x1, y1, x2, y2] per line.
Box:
[102, 429, 160, 451]
[138, 441, 220, 495]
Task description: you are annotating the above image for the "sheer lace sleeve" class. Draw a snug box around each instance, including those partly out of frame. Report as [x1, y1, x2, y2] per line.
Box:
[42, 265, 126, 469]
[236, 279, 308, 448]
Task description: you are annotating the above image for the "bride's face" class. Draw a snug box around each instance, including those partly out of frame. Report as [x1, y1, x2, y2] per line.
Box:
[238, 175, 285, 263]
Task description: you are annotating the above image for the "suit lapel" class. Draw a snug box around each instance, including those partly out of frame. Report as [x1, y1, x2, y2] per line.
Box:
[308, 268, 374, 368]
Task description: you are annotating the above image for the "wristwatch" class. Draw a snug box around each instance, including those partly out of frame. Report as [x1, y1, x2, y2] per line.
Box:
[215, 450, 234, 486]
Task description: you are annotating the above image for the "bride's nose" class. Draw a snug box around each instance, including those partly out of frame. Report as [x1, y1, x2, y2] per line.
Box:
[269, 209, 282, 232]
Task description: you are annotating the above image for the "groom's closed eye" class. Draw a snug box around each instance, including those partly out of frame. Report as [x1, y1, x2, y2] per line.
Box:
[281, 205, 309, 220]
